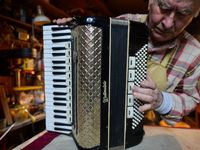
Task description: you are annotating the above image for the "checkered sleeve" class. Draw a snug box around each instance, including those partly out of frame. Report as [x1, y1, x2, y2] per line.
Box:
[116, 14, 148, 23]
[162, 52, 200, 125]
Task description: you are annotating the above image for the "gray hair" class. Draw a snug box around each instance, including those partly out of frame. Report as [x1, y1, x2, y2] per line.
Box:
[149, 0, 199, 17]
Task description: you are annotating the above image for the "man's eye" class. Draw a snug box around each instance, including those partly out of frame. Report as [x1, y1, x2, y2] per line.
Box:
[158, 3, 170, 12]
[176, 11, 191, 18]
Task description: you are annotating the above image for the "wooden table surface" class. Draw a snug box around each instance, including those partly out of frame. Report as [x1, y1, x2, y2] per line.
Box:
[14, 125, 200, 150]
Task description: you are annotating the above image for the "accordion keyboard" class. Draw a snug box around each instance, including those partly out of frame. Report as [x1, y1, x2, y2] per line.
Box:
[127, 44, 148, 129]
[43, 24, 72, 134]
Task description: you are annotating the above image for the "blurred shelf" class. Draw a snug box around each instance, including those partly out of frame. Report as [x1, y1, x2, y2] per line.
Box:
[0, 113, 45, 134]
[13, 86, 43, 91]
[21, 0, 70, 20]
[0, 14, 42, 32]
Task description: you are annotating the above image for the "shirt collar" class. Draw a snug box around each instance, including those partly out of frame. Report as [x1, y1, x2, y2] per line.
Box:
[148, 37, 179, 52]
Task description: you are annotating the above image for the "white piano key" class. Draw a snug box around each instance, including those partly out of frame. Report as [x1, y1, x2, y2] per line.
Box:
[44, 80, 66, 86]
[46, 118, 70, 126]
[44, 40, 69, 46]
[66, 49, 71, 56]
[46, 105, 66, 110]
[44, 63, 66, 67]
[44, 71, 71, 77]
[44, 68, 66, 72]
[45, 87, 72, 93]
[65, 41, 71, 49]
[46, 119, 72, 129]
[43, 43, 66, 49]
[46, 109, 66, 116]
[45, 128, 71, 135]
[44, 75, 71, 81]
[46, 114, 70, 122]
[66, 94, 72, 101]
[46, 120, 72, 131]
[45, 93, 67, 99]
[46, 122, 72, 131]
[66, 101, 72, 108]
[43, 49, 67, 54]
[44, 54, 68, 62]
[46, 101, 66, 107]
[43, 58, 66, 63]
[43, 35, 71, 40]
[45, 97, 67, 104]
[43, 29, 71, 35]
[45, 78, 71, 85]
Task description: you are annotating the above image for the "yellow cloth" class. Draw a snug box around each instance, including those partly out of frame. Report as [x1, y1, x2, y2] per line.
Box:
[147, 61, 166, 92]
[146, 51, 190, 127]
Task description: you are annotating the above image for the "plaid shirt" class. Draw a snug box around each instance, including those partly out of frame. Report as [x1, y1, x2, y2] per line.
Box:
[118, 14, 200, 125]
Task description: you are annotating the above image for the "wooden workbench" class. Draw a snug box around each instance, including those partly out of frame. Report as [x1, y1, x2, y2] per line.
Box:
[14, 125, 200, 150]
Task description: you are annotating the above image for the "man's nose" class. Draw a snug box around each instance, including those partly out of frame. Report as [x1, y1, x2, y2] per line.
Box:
[162, 13, 175, 30]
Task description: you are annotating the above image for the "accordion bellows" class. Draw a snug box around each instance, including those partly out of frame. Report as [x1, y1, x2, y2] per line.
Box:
[43, 17, 149, 150]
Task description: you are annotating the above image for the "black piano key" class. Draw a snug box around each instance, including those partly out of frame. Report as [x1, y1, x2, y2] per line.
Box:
[54, 127, 71, 132]
[53, 85, 67, 88]
[54, 115, 66, 119]
[52, 53, 65, 56]
[54, 122, 71, 126]
[52, 39, 70, 43]
[52, 33, 71, 37]
[54, 110, 66, 113]
[52, 66, 66, 69]
[52, 47, 66, 50]
[53, 79, 66, 82]
[52, 27, 70, 31]
[53, 102, 66, 106]
[53, 97, 66, 101]
[52, 72, 66, 75]
[53, 92, 67, 95]
[52, 61, 65, 64]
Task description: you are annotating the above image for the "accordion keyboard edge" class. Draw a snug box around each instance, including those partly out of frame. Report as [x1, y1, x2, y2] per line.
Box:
[43, 24, 73, 134]
[43, 17, 149, 150]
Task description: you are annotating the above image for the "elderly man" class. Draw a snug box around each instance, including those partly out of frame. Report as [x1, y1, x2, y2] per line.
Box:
[53, 0, 200, 126]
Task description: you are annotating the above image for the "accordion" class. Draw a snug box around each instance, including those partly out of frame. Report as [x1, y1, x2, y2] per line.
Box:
[43, 17, 149, 149]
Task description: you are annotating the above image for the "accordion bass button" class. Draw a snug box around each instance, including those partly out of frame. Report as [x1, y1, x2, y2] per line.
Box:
[128, 69, 135, 81]
[129, 57, 136, 68]
[127, 107, 134, 118]
[128, 82, 134, 94]
[127, 95, 134, 106]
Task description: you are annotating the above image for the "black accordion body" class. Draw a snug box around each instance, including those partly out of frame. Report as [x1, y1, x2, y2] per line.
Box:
[43, 17, 149, 150]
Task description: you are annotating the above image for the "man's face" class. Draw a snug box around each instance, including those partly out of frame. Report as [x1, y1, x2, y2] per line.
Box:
[148, 0, 199, 44]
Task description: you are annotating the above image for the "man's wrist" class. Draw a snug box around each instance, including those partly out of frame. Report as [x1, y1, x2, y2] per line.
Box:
[154, 91, 172, 114]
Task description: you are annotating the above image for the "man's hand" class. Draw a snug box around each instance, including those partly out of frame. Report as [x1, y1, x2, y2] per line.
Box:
[53, 18, 73, 25]
[132, 71, 163, 112]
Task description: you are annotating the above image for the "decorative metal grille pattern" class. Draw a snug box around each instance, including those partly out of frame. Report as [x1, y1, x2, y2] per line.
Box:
[72, 25, 102, 148]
